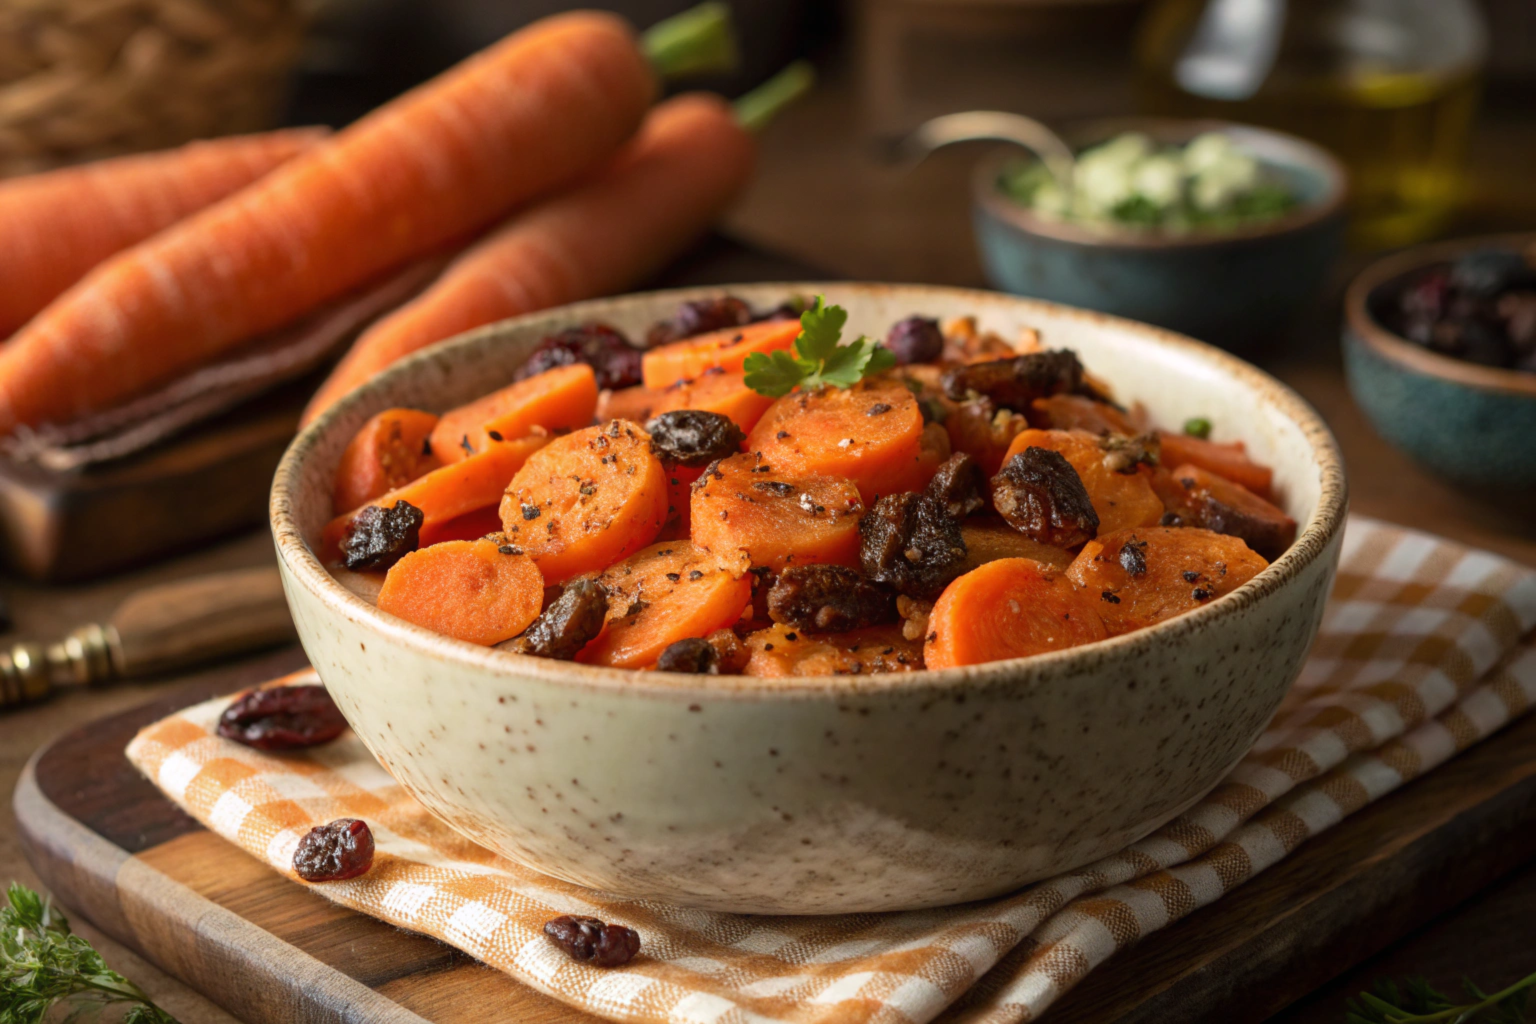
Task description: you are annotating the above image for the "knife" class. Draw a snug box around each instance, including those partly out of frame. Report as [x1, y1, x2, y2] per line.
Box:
[0, 566, 296, 709]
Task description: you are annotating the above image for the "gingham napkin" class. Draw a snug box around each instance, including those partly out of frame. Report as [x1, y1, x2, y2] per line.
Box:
[126, 516, 1536, 1024]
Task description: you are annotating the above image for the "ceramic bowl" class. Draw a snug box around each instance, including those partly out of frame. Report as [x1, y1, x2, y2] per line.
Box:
[271, 284, 1347, 914]
[1343, 233, 1536, 493]
[973, 118, 1347, 351]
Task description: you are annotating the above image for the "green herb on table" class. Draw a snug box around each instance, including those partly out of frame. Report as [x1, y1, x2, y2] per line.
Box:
[1347, 972, 1536, 1024]
[1, 882, 177, 1024]
[743, 295, 897, 398]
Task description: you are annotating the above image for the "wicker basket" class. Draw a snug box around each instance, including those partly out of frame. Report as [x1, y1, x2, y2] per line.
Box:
[0, 0, 304, 176]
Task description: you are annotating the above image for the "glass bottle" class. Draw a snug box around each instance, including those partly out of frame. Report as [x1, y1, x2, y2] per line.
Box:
[1135, 0, 1488, 248]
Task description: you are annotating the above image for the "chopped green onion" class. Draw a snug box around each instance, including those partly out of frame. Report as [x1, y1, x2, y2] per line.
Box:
[1183, 417, 1213, 439]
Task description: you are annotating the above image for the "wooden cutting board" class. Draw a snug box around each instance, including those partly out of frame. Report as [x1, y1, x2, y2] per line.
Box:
[15, 647, 1536, 1024]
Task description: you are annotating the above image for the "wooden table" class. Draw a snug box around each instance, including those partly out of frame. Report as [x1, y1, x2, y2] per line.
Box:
[6, 61, 1536, 1024]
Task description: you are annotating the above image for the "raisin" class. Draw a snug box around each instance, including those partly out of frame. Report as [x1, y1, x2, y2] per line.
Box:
[1119, 536, 1149, 577]
[293, 818, 374, 881]
[515, 324, 641, 390]
[991, 448, 1099, 547]
[884, 316, 944, 365]
[340, 501, 423, 571]
[646, 410, 746, 468]
[940, 350, 1087, 409]
[767, 565, 896, 632]
[645, 295, 753, 347]
[218, 685, 348, 751]
[706, 629, 750, 674]
[859, 492, 968, 600]
[502, 579, 609, 660]
[544, 915, 641, 968]
[924, 452, 987, 519]
[656, 636, 720, 673]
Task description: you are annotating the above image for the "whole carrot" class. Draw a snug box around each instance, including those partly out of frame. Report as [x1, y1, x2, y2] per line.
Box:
[301, 91, 757, 423]
[0, 128, 327, 337]
[0, 11, 659, 434]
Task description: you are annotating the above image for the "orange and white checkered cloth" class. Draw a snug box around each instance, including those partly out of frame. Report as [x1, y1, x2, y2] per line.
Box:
[127, 517, 1536, 1024]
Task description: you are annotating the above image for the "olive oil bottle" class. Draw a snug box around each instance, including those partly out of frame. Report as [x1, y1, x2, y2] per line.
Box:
[1136, 0, 1487, 249]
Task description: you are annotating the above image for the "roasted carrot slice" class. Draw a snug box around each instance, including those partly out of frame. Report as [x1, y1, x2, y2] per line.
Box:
[1156, 464, 1296, 560]
[1066, 526, 1268, 635]
[641, 318, 800, 390]
[498, 420, 667, 585]
[430, 364, 598, 464]
[1001, 428, 1164, 536]
[742, 623, 924, 677]
[377, 538, 544, 646]
[332, 408, 442, 515]
[1156, 431, 1273, 499]
[746, 379, 927, 504]
[417, 504, 504, 547]
[577, 541, 752, 668]
[598, 384, 662, 424]
[960, 518, 1075, 571]
[945, 398, 1029, 476]
[650, 369, 775, 433]
[1030, 394, 1136, 436]
[924, 557, 1108, 669]
[324, 434, 549, 553]
[690, 452, 865, 570]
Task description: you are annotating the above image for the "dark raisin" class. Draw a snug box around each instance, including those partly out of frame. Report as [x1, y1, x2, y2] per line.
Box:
[656, 637, 719, 674]
[884, 316, 945, 365]
[218, 685, 348, 751]
[645, 410, 746, 468]
[515, 324, 641, 390]
[293, 818, 374, 881]
[940, 350, 1087, 409]
[645, 296, 754, 347]
[340, 501, 423, 571]
[1119, 537, 1149, 577]
[545, 915, 641, 967]
[859, 492, 968, 600]
[502, 579, 609, 660]
[990, 448, 1099, 547]
[924, 452, 987, 519]
[767, 565, 895, 632]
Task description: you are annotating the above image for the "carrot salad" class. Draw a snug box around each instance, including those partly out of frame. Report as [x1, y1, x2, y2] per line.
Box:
[325, 294, 1296, 675]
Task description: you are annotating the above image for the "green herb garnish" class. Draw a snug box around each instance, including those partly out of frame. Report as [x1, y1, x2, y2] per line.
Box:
[1, 882, 177, 1023]
[743, 295, 897, 398]
[1347, 972, 1535, 1023]
[1183, 417, 1213, 439]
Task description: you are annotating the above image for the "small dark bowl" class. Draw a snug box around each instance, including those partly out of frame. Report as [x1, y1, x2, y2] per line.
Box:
[973, 118, 1347, 352]
[1343, 233, 1536, 493]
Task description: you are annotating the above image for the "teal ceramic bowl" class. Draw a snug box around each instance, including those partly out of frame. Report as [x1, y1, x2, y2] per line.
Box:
[1343, 233, 1536, 493]
[973, 118, 1347, 352]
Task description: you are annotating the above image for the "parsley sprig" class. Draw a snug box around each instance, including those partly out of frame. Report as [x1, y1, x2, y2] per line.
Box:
[743, 295, 896, 398]
[1, 882, 177, 1023]
[1348, 972, 1535, 1024]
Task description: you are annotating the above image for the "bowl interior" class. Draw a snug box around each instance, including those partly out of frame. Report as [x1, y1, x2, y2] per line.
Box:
[276, 283, 1346, 692]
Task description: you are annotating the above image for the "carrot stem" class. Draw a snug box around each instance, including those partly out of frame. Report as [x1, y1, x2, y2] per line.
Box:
[643, 2, 739, 79]
[734, 61, 815, 133]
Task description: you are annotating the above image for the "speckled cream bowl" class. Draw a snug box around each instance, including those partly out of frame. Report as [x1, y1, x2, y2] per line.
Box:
[272, 284, 1346, 914]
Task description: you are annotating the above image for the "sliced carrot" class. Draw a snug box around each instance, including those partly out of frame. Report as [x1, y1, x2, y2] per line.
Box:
[690, 452, 865, 570]
[1156, 464, 1297, 560]
[1030, 394, 1136, 436]
[879, 420, 951, 497]
[323, 434, 548, 553]
[1066, 526, 1268, 635]
[332, 408, 442, 515]
[577, 541, 752, 668]
[650, 369, 775, 433]
[418, 504, 505, 547]
[598, 385, 662, 424]
[377, 538, 543, 646]
[742, 623, 924, 677]
[498, 420, 667, 585]
[1156, 431, 1273, 499]
[430, 364, 598, 463]
[960, 518, 1075, 572]
[746, 379, 926, 504]
[1002, 428, 1164, 536]
[945, 398, 1029, 476]
[924, 557, 1109, 669]
[641, 318, 800, 390]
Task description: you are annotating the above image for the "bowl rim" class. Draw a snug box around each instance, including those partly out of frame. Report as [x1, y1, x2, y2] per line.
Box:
[273, 282, 1348, 700]
[1344, 231, 1536, 399]
[972, 116, 1349, 250]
